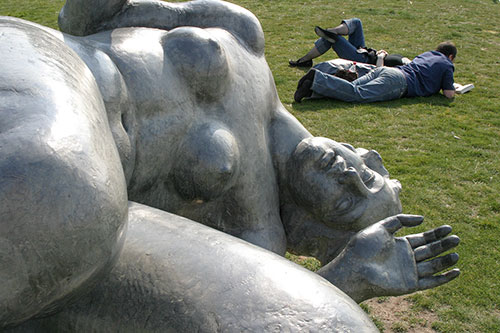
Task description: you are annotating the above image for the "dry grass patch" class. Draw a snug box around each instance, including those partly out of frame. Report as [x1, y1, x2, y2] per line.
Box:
[363, 296, 440, 333]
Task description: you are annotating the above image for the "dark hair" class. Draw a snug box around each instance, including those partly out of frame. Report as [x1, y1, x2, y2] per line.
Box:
[436, 41, 457, 59]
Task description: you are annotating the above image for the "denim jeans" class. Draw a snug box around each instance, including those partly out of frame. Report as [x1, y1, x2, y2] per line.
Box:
[314, 18, 370, 63]
[313, 59, 376, 79]
[311, 67, 408, 103]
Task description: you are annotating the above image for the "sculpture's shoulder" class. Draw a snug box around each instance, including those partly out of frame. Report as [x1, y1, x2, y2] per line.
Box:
[0, 17, 128, 327]
[0, 17, 97, 127]
[0, 16, 63, 41]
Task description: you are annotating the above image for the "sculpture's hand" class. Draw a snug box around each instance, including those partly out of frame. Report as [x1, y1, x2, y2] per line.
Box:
[404, 217, 461, 290]
[317, 214, 460, 303]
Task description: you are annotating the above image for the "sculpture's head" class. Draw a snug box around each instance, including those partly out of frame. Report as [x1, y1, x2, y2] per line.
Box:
[287, 137, 402, 232]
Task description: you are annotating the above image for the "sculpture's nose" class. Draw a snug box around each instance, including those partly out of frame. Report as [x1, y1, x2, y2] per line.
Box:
[392, 179, 402, 195]
[361, 149, 390, 177]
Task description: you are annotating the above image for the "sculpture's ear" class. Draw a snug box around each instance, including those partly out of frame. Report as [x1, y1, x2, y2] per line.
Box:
[171, 122, 240, 202]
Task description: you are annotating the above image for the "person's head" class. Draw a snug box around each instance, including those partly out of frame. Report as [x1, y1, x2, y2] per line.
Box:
[436, 41, 457, 62]
[286, 137, 402, 232]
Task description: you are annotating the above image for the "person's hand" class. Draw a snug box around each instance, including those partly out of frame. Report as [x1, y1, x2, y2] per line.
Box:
[318, 214, 460, 302]
[375, 50, 388, 66]
[376, 49, 388, 58]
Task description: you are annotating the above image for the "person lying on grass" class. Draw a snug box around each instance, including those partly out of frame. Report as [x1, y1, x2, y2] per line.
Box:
[289, 18, 411, 68]
[294, 41, 457, 103]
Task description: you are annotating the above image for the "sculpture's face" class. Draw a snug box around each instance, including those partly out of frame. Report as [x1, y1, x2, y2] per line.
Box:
[289, 137, 402, 231]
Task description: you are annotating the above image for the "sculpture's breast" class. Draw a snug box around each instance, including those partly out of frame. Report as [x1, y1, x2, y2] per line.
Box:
[171, 122, 240, 202]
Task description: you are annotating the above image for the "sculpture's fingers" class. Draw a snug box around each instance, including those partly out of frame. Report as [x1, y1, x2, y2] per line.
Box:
[397, 214, 424, 227]
[406, 225, 452, 248]
[418, 268, 460, 290]
[380, 215, 403, 234]
[381, 214, 423, 234]
[417, 253, 459, 277]
[414, 235, 460, 262]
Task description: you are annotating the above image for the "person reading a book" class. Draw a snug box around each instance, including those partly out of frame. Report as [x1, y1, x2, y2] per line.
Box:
[294, 41, 457, 103]
[289, 18, 411, 68]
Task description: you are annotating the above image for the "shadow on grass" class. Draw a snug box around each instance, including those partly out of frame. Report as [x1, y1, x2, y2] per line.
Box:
[292, 94, 454, 112]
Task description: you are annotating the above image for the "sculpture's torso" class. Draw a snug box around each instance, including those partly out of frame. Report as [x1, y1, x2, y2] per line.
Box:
[66, 26, 287, 253]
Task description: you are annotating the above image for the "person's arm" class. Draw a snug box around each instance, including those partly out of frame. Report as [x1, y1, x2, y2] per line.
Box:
[442, 66, 455, 98]
[443, 89, 455, 99]
[443, 90, 455, 98]
[376, 50, 388, 67]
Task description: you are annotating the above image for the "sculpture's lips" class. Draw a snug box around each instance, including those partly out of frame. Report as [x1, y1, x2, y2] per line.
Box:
[362, 171, 375, 187]
[325, 152, 385, 196]
[346, 167, 385, 196]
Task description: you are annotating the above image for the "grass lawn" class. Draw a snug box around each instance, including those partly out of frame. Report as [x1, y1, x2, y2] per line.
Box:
[2, 0, 499, 332]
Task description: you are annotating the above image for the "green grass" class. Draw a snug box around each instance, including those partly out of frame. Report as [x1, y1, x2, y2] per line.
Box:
[2, 0, 500, 332]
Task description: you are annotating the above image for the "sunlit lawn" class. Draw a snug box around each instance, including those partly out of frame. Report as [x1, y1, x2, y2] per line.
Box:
[2, 0, 499, 332]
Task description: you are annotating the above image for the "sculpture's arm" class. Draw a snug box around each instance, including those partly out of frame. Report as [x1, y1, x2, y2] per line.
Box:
[317, 215, 460, 303]
[58, 0, 126, 35]
[9, 203, 378, 332]
[59, 0, 264, 54]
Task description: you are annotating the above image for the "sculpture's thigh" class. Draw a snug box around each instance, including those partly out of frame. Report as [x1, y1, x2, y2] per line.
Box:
[0, 18, 128, 329]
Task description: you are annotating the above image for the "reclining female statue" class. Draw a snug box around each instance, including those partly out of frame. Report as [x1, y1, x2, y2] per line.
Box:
[0, 0, 459, 331]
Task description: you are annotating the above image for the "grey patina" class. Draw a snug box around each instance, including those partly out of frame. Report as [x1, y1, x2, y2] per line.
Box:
[1, 0, 459, 331]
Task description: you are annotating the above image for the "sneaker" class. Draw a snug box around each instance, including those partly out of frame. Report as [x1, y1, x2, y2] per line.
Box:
[296, 69, 316, 90]
[289, 59, 313, 68]
[294, 70, 315, 103]
[314, 26, 338, 43]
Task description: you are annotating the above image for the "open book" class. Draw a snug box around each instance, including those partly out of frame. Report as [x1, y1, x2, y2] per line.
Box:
[453, 83, 474, 94]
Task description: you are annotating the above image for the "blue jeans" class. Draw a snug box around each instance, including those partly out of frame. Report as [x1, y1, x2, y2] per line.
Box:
[314, 18, 370, 63]
[313, 59, 376, 79]
[311, 67, 408, 103]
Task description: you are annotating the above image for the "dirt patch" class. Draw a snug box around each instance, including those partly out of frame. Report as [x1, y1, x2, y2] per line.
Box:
[363, 296, 439, 332]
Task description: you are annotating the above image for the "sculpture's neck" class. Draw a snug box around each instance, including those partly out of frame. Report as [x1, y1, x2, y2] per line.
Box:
[270, 104, 312, 183]
[280, 202, 356, 265]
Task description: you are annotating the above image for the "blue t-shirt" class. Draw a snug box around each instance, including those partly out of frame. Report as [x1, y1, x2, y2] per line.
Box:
[398, 51, 455, 97]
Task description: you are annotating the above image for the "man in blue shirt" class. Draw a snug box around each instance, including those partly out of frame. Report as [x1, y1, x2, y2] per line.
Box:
[294, 42, 457, 103]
